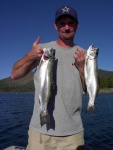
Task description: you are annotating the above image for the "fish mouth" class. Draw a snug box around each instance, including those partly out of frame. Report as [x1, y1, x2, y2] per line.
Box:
[43, 55, 49, 60]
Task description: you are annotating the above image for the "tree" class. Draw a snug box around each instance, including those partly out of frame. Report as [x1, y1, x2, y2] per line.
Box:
[108, 77, 113, 88]
[99, 77, 108, 88]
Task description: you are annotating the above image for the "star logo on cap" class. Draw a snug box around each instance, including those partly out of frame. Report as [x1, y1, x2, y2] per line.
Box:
[62, 6, 70, 13]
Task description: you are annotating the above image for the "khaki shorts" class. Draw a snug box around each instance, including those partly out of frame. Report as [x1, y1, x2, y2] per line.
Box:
[26, 129, 85, 150]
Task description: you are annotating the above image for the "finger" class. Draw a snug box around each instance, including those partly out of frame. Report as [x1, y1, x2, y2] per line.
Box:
[33, 36, 40, 46]
[74, 49, 81, 58]
[74, 49, 81, 59]
[76, 48, 84, 55]
[73, 53, 78, 59]
[39, 48, 44, 54]
[76, 49, 86, 57]
[76, 48, 82, 53]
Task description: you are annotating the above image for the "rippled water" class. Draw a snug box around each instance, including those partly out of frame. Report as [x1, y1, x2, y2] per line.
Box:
[0, 93, 113, 150]
[82, 94, 113, 150]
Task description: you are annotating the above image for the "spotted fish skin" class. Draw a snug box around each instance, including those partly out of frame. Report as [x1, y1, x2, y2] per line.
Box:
[84, 45, 99, 111]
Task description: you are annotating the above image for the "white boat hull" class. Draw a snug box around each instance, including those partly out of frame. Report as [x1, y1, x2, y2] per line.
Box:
[4, 146, 25, 150]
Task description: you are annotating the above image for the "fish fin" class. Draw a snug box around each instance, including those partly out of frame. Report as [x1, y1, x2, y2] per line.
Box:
[52, 81, 56, 91]
[40, 111, 50, 126]
[86, 104, 96, 112]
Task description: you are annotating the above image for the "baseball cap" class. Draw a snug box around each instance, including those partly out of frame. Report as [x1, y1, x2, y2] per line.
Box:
[55, 6, 78, 22]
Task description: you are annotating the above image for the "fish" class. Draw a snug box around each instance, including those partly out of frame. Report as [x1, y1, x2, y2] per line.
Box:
[37, 48, 55, 126]
[84, 44, 99, 111]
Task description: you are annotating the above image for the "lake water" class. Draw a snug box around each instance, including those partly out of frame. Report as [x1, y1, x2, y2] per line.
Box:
[0, 93, 113, 150]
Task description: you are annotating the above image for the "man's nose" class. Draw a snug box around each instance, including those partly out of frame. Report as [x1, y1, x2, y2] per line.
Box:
[65, 24, 70, 30]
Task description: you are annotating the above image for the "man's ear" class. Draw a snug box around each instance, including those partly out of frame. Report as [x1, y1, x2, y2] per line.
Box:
[54, 23, 58, 30]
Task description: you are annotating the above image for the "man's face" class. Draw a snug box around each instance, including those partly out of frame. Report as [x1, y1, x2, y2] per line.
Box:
[55, 16, 78, 41]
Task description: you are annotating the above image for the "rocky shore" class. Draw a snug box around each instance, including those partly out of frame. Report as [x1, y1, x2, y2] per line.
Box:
[99, 88, 113, 94]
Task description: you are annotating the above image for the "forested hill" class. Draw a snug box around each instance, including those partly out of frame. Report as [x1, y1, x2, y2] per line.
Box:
[0, 72, 34, 92]
[98, 69, 113, 78]
[0, 69, 113, 92]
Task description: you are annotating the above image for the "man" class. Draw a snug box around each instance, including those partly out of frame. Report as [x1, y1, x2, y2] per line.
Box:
[11, 6, 86, 150]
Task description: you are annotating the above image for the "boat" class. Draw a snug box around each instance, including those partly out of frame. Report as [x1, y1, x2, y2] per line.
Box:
[4, 146, 25, 150]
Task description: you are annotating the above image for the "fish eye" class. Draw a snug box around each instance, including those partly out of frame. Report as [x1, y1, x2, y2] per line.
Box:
[90, 51, 95, 56]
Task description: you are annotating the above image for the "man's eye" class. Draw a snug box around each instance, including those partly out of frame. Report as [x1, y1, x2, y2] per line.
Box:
[69, 22, 73, 25]
[59, 22, 65, 26]
[68, 22, 75, 25]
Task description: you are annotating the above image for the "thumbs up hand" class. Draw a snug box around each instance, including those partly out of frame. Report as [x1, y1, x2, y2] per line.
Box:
[29, 36, 44, 60]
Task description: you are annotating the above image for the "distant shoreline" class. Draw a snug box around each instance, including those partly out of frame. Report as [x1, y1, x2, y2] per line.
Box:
[0, 91, 34, 93]
[99, 88, 113, 94]
[0, 88, 113, 94]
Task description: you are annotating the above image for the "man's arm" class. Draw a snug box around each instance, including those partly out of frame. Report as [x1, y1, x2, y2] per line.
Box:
[73, 48, 87, 93]
[11, 37, 43, 79]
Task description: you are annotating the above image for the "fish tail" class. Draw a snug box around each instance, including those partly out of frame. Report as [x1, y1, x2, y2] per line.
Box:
[40, 111, 50, 126]
[86, 104, 96, 112]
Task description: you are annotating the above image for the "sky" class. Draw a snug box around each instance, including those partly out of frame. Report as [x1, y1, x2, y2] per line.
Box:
[0, 0, 113, 79]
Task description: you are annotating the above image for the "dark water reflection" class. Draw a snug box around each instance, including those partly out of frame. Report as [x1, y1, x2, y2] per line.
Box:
[0, 93, 113, 150]
[82, 94, 113, 150]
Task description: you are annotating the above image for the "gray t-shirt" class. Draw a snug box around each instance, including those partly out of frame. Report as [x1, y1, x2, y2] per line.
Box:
[29, 41, 84, 136]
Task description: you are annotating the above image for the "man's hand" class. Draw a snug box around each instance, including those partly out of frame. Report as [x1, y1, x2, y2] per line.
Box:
[73, 48, 87, 93]
[73, 48, 86, 72]
[11, 36, 43, 79]
[28, 36, 44, 60]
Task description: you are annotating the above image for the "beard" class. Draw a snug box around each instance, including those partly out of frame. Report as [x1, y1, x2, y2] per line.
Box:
[60, 31, 75, 41]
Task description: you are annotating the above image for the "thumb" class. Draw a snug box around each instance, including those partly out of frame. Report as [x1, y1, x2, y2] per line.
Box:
[33, 36, 40, 46]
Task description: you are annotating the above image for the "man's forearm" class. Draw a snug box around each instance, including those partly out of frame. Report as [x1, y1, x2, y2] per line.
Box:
[79, 69, 87, 93]
[11, 53, 37, 79]
[11, 37, 43, 79]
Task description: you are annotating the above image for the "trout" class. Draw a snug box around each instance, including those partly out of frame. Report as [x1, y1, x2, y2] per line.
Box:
[38, 48, 55, 126]
[84, 44, 99, 111]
